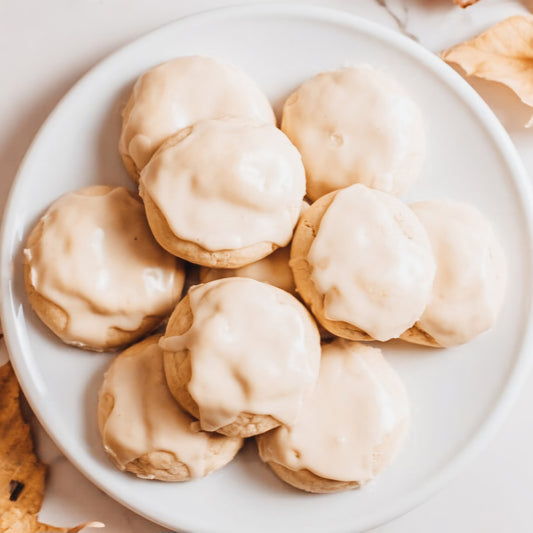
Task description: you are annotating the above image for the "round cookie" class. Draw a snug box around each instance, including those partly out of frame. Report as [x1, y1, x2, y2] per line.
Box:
[257, 339, 409, 493]
[198, 244, 335, 342]
[290, 184, 435, 342]
[24, 186, 185, 351]
[199, 245, 295, 295]
[281, 65, 425, 201]
[197, 201, 310, 293]
[119, 55, 275, 180]
[161, 277, 321, 438]
[98, 335, 243, 481]
[401, 200, 506, 347]
[140, 118, 305, 268]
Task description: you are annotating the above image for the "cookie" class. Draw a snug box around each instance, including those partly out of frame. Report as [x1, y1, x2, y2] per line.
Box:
[401, 200, 506, 347]
[24, 186, 185, 351]
[281, 65, 425, 201]
[257, 339, 409, 493]
[290, 184, 435, 342]
[198, 201, 312, 293]
[98, 335, 243, 481]
[119, 55, 275, 180]
[199, 242, 295, 294]
[161, 277, 321, 438]
[140, 118, 305, 268]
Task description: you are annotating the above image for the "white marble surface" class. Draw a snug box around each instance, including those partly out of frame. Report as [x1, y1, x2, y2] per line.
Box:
[1, 0, 533, 531]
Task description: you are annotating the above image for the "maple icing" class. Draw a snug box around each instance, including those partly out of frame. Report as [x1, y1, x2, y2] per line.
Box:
[307, 184, 436, 341]
[160, 278, 321, 431]
[258, 339, 409, 483]
[411, 200, 506, 346]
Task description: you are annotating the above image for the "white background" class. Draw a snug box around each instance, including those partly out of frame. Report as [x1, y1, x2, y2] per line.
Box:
[1, 1, 533, 532]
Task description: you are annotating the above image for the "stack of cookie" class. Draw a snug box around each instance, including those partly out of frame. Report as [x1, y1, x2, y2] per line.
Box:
[23, 56, 506, 494]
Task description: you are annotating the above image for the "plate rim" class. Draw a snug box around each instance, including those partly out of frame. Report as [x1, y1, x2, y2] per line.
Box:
[2, 3, 533, 532]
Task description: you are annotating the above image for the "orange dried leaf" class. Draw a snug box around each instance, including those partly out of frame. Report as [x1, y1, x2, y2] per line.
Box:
[0, 362, 104, 532]
[36, 520, 105, 532]
[0, 362, 46, 517]
[441, 15, 533, 124]
[453, 0, 480, 7]
[0, 509, 104, 533]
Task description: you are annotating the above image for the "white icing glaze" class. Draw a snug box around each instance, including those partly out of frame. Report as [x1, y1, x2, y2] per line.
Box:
[199, 244, 295, 294]
[281, 65, 425, 201]
[140, 118, 305, 251]
[119, 55, 275, 172]
[25, 187, 182, 347]
[411, 200, 507, 347]
[257, 339, 409, 483]
[160, 278, 321, 432]
[99, 337, 228, 478]
[307, 184, 435, 341]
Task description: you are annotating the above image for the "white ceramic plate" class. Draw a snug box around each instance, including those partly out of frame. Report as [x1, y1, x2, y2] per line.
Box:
[2, 4, 533, 533]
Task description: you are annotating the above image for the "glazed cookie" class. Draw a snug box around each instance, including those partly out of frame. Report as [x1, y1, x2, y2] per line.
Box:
[281, 65, 425, 201]
[119, 55, 275, 179]
[290, 184, 435, 342]
[98, 336, 243, 481]
[401, 200, 506, 347]
[24, 186, 185, 351]
[140, 118, 305, 268]
[197, 202, 311, 293]
[257, 339, 409, 493]
[199, 244, 295, 294]
[198, 246, 337, 342]
[161, 277, 321, 438]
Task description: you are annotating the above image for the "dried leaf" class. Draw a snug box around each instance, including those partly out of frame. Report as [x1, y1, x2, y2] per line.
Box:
[0, 362, 46, 518]
[453, 0, 480, 7]
[441, 15, 533, 125]
[36, 520, 105, 532]
[0, 362, 104, 532]
[0, 509, 104, 533]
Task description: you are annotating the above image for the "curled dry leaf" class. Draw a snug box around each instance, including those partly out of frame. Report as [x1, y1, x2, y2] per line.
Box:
[0, 362, 104, 532]
[453, 0, 480, 7]
[36, 521, 105, 532]
[441, 15, 533, 126]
